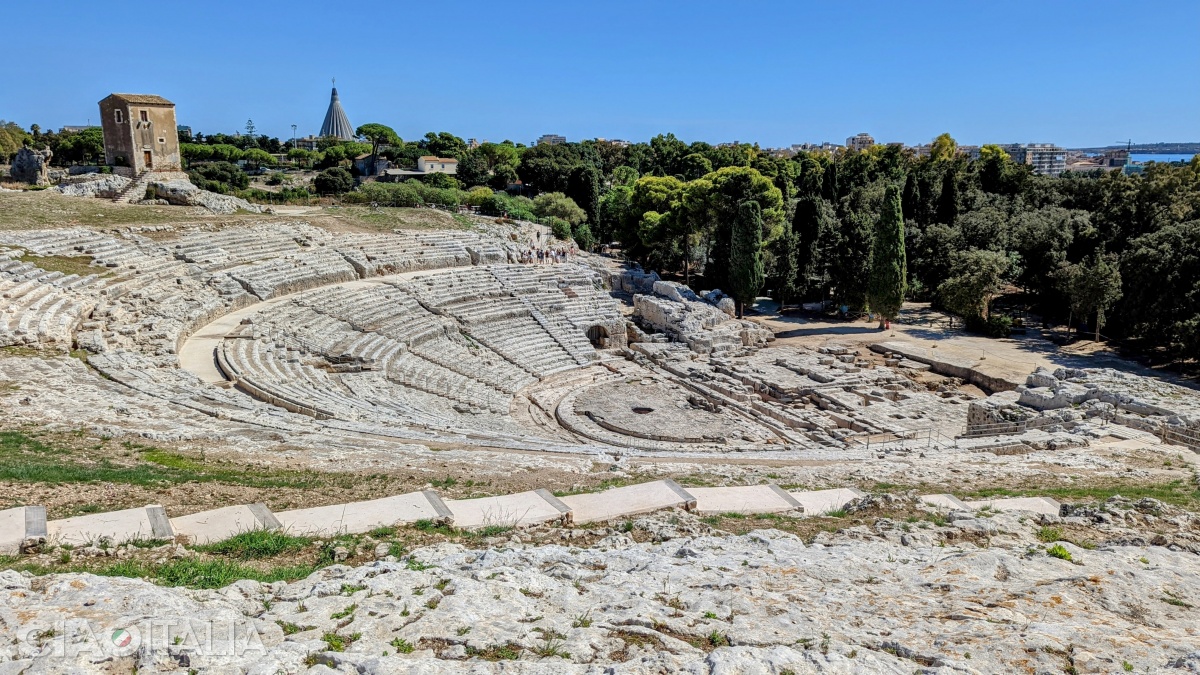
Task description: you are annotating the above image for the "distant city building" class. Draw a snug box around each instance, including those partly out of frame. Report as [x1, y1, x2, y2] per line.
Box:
[467, 138, 481, 149]
[416, 156, 458, 174]
[594, 138, 631, 148]
[176, 125, 192, 141]
[1000, 143, 1066, 177]
[295, 135, 321, 151]
[60, 125, 99, 134]
[536, 134, 566, 146]
[353, 153, 391, 177]
[319, 83, 355, 141]
[98, 93, 182, 174]
[846, 133, 875, 151]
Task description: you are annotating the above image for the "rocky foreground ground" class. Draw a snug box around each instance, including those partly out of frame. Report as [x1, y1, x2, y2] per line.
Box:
[3, 500, 1200, 674]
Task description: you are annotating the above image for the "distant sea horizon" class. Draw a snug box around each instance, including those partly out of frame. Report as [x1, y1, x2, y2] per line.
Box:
[1129, 153, 1195, 163]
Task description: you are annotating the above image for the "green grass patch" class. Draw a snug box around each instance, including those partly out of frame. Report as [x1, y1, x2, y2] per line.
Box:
[195, 530, 313, 560]
[16, 252, 102, 278]
[0, 431, 328, 489]
[963, 480, 1200, 509]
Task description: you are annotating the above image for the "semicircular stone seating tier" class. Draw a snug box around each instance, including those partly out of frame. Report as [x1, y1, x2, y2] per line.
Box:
[214, 263, 624, 437]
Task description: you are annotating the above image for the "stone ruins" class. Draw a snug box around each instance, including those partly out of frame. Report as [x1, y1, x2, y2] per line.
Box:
[2, 218, 1199, 672]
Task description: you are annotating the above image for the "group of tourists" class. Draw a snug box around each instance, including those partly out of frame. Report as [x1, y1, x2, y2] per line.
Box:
[519, 245, 576, 265]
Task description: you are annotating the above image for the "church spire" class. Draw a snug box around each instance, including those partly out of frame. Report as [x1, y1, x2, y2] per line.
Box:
[319, 80, 354, 140]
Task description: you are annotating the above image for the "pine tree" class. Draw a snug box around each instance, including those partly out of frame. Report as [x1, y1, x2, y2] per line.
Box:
[867, 185, 907, 328]
[936, 168, 958, 225]
[729, 200, 765, 318]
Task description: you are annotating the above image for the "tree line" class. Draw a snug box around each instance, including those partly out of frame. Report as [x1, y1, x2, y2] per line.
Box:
[5, 117, 1197, 365]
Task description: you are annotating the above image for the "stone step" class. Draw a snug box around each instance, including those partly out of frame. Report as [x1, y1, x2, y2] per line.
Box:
[47, 506, 173, 547]
[446, 489, 571, 530]
[0, 506, 47, 555]
[559, 479, 696, 525]
[689, 485, 803, 515]
[962, 496, 1061, 516]
[275, 490, 451, 537]
[169, 504, 282, 546]
[787, 488, 865, 516]
[918, 494, 970, 511]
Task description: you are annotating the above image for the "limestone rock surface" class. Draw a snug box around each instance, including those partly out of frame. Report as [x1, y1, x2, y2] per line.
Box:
[10, 146, 53, 185]
[148, 179, 264, 214]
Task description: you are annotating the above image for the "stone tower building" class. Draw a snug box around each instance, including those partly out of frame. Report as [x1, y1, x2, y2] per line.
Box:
[99, 94, 182, 175]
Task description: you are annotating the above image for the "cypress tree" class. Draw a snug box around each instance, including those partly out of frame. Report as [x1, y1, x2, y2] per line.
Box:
[821, 162, 839, 202]
[792, 197, 825, 300]
[774, 218, 799, 308]
[902, 172, 920, 223]
[937, 168, 958, 225]
[729, 200, 765, 318]
[867, 185, 907, 328]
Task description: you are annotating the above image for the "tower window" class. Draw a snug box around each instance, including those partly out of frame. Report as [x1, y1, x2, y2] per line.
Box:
[115, 109, 123, 124]
[139, 110, 148, 122]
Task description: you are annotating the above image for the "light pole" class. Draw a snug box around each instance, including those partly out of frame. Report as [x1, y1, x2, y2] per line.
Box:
[291, 124, 298, 151]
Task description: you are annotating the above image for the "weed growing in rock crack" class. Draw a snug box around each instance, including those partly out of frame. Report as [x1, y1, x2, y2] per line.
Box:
[340, 583, 366, 595]
[820, 632, 831, 654]
[465, 643, 523, 660]
[276, 620, 312, 636]
[703, 611, 718, 620]
[1123, 661, 1134, 671]
[1037, 526, 1063, 543]
[572, 611, 593, 628]
[406, 558, 433, 571]
[1046, 544, 1073, 561]
[456, 626, 471, 636]
[425, 597, 440, 609]
[296, 601, 307, 612]
[390, 637, 414, 654]
[434, 579, 450, 591]
[532, 634, 571, 659]
[330, 603, 356, 620]
[1161, 591, 1193, 608]
[321, 632, 360, 652]
[708, 631, 730, 647]
[520, 588, 544, 598]
[1139, 557, 1150, 565]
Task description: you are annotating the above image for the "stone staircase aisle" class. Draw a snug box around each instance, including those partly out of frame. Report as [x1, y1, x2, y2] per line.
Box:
[111, 170, 152, 204]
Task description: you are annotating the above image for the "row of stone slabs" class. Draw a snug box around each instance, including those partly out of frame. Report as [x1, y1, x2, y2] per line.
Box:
[0, 481, 1061, 554]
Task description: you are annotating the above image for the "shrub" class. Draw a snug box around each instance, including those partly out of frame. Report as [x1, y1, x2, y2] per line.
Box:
[547, 217, 572, 241]
[572, 222, 595, 250]
[314, 167, 354, 195]
[1046, 543, 1072, 561]
[964, 313, 1013, 338]
[188, 161, 249, 194]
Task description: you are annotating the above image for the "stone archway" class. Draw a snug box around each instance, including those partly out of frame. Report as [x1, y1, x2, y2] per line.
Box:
[586, 325, 610, 349]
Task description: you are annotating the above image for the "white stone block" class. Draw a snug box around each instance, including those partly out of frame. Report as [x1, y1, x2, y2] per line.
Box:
[169, 504, 282, 545]
[962, 497, 1060, 516]
[918, 494, 970, 511]
[275, 491, 451, 537]
[560, 479, 696, 525]
[446, 489, 570, 529]
[787, 488, 865, 515]
[689, 485, 802, 515]
[0, 506, 47, 555]
[47, 506, 173, 547]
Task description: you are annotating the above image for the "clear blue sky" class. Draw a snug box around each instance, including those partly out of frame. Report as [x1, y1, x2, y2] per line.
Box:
[2, 1, 1196, 148]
